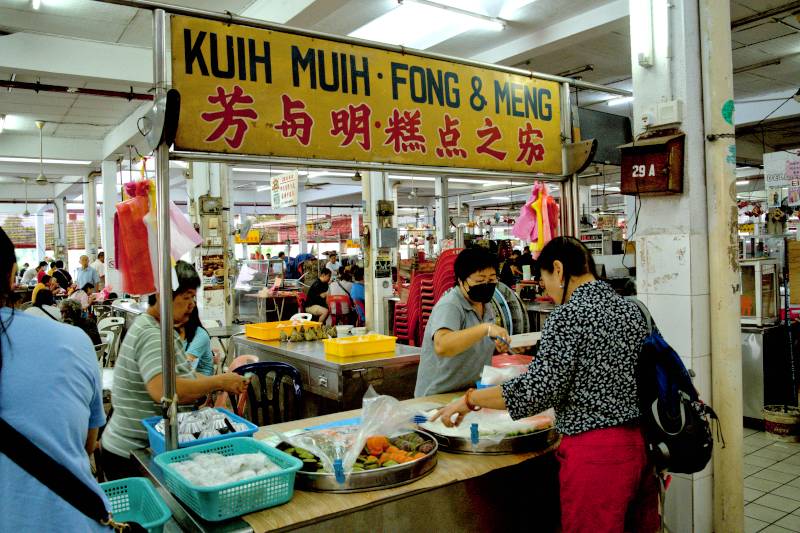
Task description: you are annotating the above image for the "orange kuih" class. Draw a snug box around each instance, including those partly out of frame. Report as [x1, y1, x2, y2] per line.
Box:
[365, 436, 390, 456]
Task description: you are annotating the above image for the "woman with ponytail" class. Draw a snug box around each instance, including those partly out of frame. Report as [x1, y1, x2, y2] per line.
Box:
[432, 236, 659, 532]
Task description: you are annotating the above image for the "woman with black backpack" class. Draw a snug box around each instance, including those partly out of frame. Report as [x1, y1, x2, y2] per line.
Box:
[432, 236, 659, 532]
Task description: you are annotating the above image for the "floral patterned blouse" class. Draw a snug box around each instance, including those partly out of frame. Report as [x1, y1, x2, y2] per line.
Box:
[501, 280, 648, 435]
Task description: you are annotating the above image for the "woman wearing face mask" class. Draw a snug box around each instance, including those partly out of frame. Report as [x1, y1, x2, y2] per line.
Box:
[431, 237, 658, 532]
[413, 247, 510, 398]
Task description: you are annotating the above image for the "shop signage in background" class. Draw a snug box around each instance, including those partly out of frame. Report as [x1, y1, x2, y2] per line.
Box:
[595, 214, 617, 230]
[270, 171, 299, 208]
[345, 239, 361, 249]
[764, 150, 800, 207]
[170, 15, 562, 174]
[234, 229, 261, 244]
[739, 223, 755, 234]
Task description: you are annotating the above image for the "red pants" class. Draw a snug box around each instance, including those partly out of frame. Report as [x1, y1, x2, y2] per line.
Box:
[557, 425, 660, 533]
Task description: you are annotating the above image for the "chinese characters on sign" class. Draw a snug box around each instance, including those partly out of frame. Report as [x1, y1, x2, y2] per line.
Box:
[270, 171, 299, 208]
[172, 15, 562, 174]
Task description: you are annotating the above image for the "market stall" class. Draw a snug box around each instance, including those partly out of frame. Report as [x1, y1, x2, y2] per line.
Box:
[132, 393, 560, 532]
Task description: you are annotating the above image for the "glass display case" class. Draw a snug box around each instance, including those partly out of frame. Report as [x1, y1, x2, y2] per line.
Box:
[740, 258, 780, 326]
[234, 259, 270, 322]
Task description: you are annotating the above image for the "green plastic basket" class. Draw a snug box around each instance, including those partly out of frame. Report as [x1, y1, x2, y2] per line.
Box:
[153, 437, 302, 522]
[100, 477, 171, 533]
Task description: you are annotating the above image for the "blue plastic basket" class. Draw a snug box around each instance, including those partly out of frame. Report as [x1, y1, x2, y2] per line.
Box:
[153, 437, 302, 522]
[100, 477, 171, 533]
[142, 408, 258, 455]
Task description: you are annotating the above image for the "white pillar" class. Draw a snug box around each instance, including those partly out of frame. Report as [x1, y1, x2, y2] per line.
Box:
[35, 208, 46, 260]
[351, 209, 359, 241]
[83, 173, 98, 259]
[628, 0, 727, 531]
[363, 171, 393, 334]
[298, 203, 308, 255]
[101, 161, 121, 292]
[54, 196, 68, 269]
[435, 177, 448, 253]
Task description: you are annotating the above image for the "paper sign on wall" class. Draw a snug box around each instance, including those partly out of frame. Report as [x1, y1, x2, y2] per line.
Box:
[270, 171, 299, 208]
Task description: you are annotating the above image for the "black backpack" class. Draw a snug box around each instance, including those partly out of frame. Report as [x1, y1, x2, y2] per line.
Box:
[629, 298, 723, 474]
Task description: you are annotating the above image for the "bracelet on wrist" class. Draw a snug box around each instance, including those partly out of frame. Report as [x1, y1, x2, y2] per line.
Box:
[464, 388, 482, 411]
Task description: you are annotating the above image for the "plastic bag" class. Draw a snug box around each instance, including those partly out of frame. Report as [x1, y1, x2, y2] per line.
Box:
[170, 201, 202, 259]
[480, 364, 528, 386]
[276, 387, 417, 481]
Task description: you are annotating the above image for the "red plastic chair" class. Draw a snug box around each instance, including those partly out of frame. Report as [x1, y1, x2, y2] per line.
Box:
[296, 291, 307, 313]
[326, 295, 351, 325]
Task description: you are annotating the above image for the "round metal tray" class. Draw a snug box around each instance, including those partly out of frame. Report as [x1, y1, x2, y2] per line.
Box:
[425, 426, 558, 455]
[294, 429, 439, 493]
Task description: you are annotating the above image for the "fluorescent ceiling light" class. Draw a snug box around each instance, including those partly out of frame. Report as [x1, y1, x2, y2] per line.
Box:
[308, 171, 356, 178]
[32, 0, 41, 9]
[480, 180, 514, 186]
[608, 96, 634, 106]
[349, 0, 503, 50]
[388, 175, 436, 181]
[0, 115, 4, 134]
[736, 166, 755, 171]
[737, 180, 750, 185]
[232, 167, 285, 173]
[0, 156, 91, 165]
[256, 185, 270, 192]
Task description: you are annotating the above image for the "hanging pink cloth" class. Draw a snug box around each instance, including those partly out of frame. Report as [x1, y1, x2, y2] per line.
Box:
[511, 181, 560, 257]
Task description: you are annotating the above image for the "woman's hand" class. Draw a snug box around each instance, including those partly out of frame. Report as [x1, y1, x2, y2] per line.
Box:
[430, 396, 471, 428]
[487, 324, 512, 353]
[217, 373, 249, 395]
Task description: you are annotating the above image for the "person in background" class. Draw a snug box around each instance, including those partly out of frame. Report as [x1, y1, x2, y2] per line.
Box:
[74, 255, 99, 290]
[328, 266, 355, 320]
[36, 261, 49, 283]
[17, 262, 29, 282]
[414, 247, 511, 398]
[52, 260, 72, 291]
[181, 307, 214, 377]
[0, 227, 111, 531]
[91, 252, 105, 290]
[100, 261, 249, 480]
[69, 283, 95, 311]
[432, 237, 657, 532]
[60, 299, 101, 346]
[47, 261, 57, 276]
[499, 249, 523, 287]
[519, 246, 534, 267]
[22, 261, 44, 285]
[272, 251, 286, 276]
[24, 288, 61, 321]
[305, 267, 331, 324]
[31, 274, 53, 303]
[351, 266, 366, 324]
[325, 253, 342, 280]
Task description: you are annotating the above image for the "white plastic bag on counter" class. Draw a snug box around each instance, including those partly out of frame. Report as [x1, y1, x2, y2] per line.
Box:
[480, 364, 528, 386]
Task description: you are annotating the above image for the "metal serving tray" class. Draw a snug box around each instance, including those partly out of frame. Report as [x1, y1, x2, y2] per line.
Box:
[425, 426, 558, 455]
[294, 429, 438, 493]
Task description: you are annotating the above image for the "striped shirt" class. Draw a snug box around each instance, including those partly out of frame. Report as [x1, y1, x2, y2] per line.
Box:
[101, 312, 195, 458]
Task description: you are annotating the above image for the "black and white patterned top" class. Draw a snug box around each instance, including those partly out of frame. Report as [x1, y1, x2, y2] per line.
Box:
[501, 280, 648, 435]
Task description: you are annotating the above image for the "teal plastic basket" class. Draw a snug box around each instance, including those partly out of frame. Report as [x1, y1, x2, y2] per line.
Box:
[153, 437, 302, 522]
[100, 477, 171, 533]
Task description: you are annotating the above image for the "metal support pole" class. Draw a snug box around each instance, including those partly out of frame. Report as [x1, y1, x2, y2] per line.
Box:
[699, 0, 744, 530]
[560, 82, 578, 237]
[153, 8, 178, 451]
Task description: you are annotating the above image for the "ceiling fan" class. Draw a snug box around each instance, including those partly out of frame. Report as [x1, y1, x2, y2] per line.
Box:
[35, 121, 47, 185]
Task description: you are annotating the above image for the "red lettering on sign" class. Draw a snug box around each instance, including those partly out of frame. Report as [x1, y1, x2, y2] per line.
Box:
[330, 103, 372, 150]
[475, 117, 507, 161]
[274, 94, 314, 146]
[435, 114, 467, 159]
[383, 109, 427, 154]
[516, 123, 545, 165]
[200, 86, 258, 150]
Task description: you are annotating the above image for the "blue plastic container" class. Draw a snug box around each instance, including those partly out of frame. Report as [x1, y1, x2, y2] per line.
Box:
[141, 407, 258, 455]
[154, 437, 302, 522]
[100, 477, 171, 533]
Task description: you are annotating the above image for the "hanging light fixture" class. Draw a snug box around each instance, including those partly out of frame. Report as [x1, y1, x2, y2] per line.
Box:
[35, 121, 47, 185]
[23, 178, 30, 217]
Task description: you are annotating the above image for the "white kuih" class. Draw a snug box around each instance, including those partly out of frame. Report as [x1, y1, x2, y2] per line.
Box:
[172, 452, 281, 487]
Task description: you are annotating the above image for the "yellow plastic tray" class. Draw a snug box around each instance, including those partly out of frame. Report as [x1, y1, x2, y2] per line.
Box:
[322, 334, 397, 357]
[245, 320, 321, 341]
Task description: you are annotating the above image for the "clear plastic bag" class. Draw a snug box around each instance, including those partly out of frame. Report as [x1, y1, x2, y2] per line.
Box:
[274, 387, 417, 482]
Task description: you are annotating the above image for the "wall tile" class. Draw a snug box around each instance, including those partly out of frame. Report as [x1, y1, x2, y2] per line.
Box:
[637, 234, 692, 296]
[693, 475, 714, 533]
[665, 474, 694, 533]
[647, 294, 693, 357]
[691, 294, 711, 358]
[690, 232, 711, 295]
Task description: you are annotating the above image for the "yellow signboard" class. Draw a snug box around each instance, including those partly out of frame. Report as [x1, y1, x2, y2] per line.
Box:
[234, 229, 261, 244]
[170, 15, 562, 174]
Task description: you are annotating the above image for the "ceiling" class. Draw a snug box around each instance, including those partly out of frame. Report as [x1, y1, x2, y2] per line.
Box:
[0, 0, 799, 213]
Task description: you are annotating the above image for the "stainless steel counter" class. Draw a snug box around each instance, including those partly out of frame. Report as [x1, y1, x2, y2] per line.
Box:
[231, 335, 421, 415]
[112, 299, 149, 316]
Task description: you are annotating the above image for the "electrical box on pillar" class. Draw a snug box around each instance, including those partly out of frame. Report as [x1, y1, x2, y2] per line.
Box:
[619, 133, 685, 195]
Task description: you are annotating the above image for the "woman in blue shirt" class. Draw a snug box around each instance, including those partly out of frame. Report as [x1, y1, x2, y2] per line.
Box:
[351, 266, 366, 323]
[0, 228, 110, 531]
[181, 307, 215, 376]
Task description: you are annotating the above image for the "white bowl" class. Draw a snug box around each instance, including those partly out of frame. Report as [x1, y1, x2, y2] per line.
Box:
[336, 325, 353, 337]
[351, 327, 367, 336]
